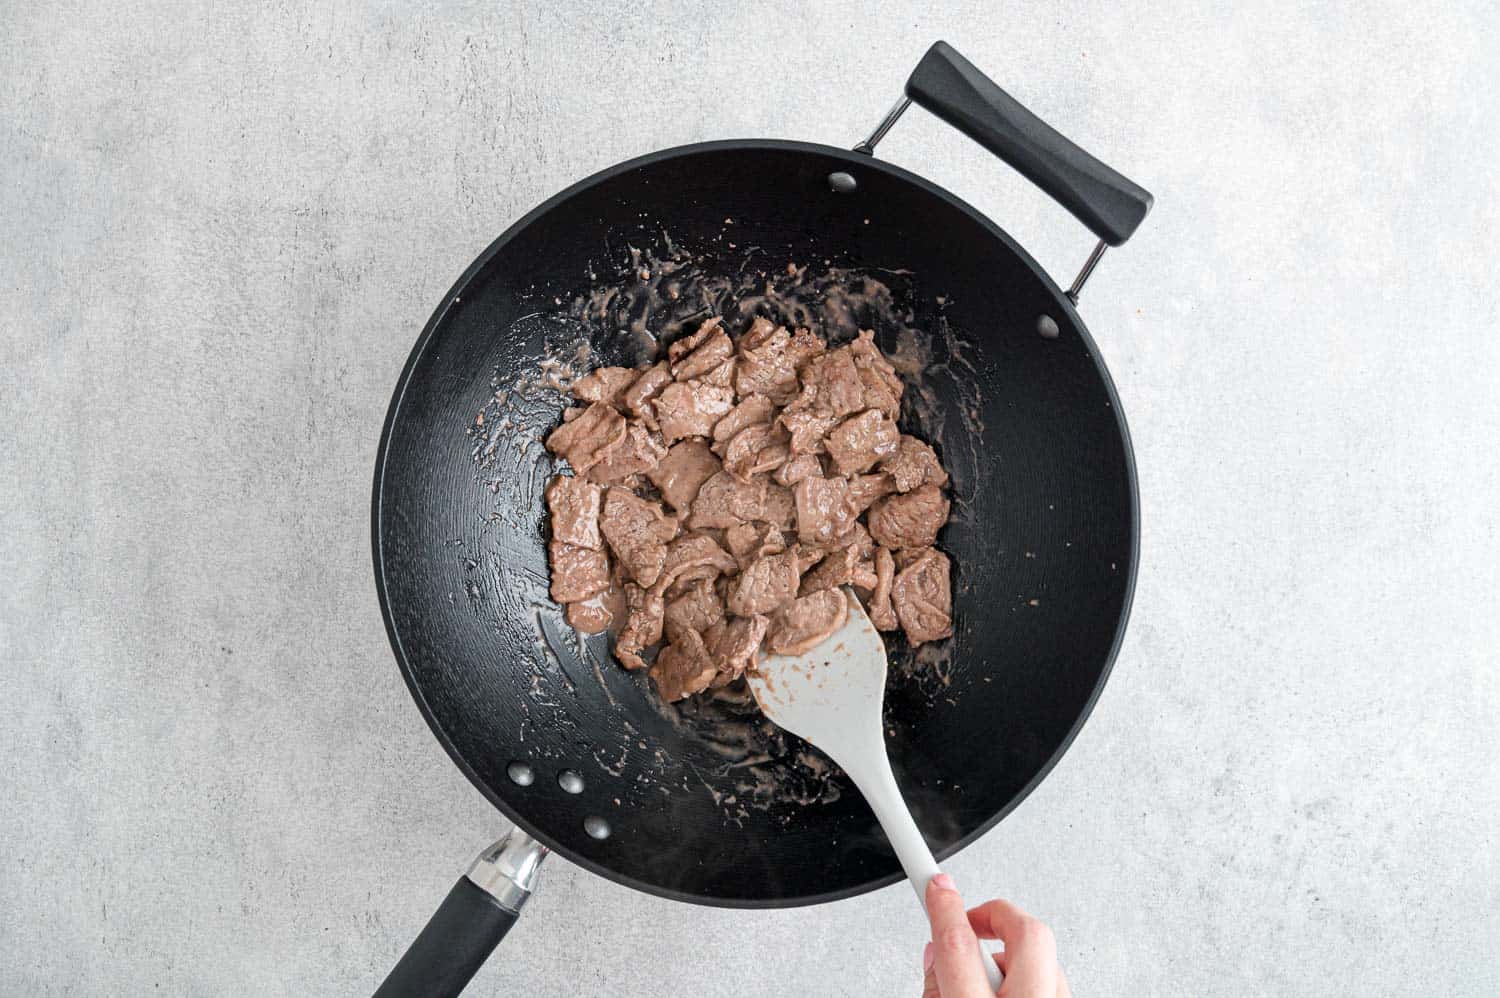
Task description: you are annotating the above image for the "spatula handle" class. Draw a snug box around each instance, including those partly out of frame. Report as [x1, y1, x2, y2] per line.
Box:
[843, 750, 1004, 993]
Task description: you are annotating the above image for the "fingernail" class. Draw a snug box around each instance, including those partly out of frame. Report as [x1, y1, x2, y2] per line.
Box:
[931, 872, 956, 891]
[922, 942, 934, 971]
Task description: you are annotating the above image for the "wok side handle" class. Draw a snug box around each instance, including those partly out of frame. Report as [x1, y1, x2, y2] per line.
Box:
[900, 41, 1154, 248]
[374, 828, 548, 998]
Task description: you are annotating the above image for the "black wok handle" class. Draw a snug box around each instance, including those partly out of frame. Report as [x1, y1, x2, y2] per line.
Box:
[375, 828, 548, 998]
[904, 41, 1153, 246]
[375, 878, 517, 998]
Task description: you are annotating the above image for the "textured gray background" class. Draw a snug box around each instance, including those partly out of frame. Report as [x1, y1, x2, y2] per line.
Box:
[3, 1, 1497, 995]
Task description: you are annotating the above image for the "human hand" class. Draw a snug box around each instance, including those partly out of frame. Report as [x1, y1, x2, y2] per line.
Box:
[920, 874, 1070, 997]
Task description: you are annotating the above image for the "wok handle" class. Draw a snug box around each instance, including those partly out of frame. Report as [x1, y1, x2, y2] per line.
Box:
[374, 828, 548, 998]
[904, 41, 1153, 246]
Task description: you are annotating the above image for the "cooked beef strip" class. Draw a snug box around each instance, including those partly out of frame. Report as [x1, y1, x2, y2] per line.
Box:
[687, 471, 767, 530]
[655, 379, 735, 443]
[868, 546, 899, 630]
[726, 550, 801, 616]
[565, 596, 613, 635]
[647, 439, 722, 512]
[614, 582, 665, 671]
[881, 434, 950, 493]
[545, 475, 603, 549]
[766, 588, 849, 655]
[793, 475, 856, 547]
[891, 547, 953, 645]
[599, 488, 677, 588]
[669, 319, 735, 381]
[545, 402, 626, 473]
[547, 539, 611, 603]
[663, 579, 726, 644]
[867, 484, 950, 551]
[651, 628, 718, 701]
[622, 361, 672, 429]
[824, 408, 900, 476]
[586, 422, 668, 484]
[571, 366, 639, 409]
[725, 521, 786, 569]
[712, 394, 776, 449]
[705, 613, 769, 684]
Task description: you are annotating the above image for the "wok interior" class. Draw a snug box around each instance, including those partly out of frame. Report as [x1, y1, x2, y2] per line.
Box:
[375, 143, 1135, 905]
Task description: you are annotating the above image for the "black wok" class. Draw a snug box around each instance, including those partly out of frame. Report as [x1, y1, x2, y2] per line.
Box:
[373, 42, 1151, 996]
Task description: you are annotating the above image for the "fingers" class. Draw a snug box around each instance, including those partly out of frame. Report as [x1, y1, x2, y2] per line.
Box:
[919, 942, 941, 998]
[966, 897, 1059, 997]
[967, 897, 1031, 940]
[926, 874, 993, 997]
[1055, 965, 1072, 998]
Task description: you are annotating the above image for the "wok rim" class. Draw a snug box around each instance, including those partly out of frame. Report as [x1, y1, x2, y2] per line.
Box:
[371, 137, 1140, 909]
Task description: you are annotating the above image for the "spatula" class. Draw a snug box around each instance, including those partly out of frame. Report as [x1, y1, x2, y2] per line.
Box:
[747, 588, 1002, 992]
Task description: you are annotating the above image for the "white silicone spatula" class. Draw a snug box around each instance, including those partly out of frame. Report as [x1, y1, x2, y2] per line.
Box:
[747, 588, 1002, 993]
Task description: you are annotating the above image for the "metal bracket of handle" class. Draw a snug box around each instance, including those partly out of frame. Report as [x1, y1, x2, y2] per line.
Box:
[851, 93, 1111, 305]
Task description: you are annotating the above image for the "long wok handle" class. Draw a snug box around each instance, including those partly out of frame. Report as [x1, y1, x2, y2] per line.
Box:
[904, 41, 1153, 247]
[375, 828, 548, 998]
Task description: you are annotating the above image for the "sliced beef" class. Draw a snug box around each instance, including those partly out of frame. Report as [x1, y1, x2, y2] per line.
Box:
[614, 583, 665, 671]
[571, 366, 638, 409]
[658, 532, 738, 592]
[701, 357, 737, 388]
[565, 596, 613, 635]
[586, 422, 667, 484]
[846, 472, 896, 513]
[547, 540, 610, 603]
[868, 547, 898, 630]
[705, 614, 769, 683]
[867, 484, 949, 551]
[651, 628, 717, 701]
[545, 475, 602, 549]
[647, 440, 721, 512]
[543, 311, 953, 706]
[687, 471, 767, 530]
[845, 330, 904, 419]
[881, 435, 950, 492]
[824, 409, 900, 475]
[712, 394, 775, 448]
[726, 550, 801, 616]
[793, 475, 856, 547]
[776, 383, 840, 454]
[725, 521, 786, 569]
[799, 544, 868, 596]
[545, 402, 626, 473]
[663, 579, 725, 643]
[797, 348, 865, 419]
[599, 488, 677, 588]
[654, 380, 735, 443]
[622, 361, 672, 429]
[734, 318, 818, 403]
[669, 319, 735, 381]
[766, 588, 849, 656]
[722, 423, 788, 482]
[891, 547, 952, 645]
[773, 453, 823, 486]
[760, 481, 797, 530]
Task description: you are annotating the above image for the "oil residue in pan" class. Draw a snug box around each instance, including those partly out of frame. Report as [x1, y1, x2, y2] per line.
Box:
[463, 230, 986, 814]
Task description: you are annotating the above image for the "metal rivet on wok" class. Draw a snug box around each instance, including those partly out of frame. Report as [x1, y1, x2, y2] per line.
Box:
[827, 171, 858, 193]
[1036, 314, 1060, 339]
[583, 816, 611, 840]
[506, 762, 535, 787]
[557, 769, 584, 794]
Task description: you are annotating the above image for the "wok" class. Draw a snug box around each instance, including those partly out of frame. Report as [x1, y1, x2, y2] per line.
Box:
[373, 41, 1151, 996]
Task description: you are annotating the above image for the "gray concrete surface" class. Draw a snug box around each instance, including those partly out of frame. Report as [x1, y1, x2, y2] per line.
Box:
[3, 2, 1498, 995]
